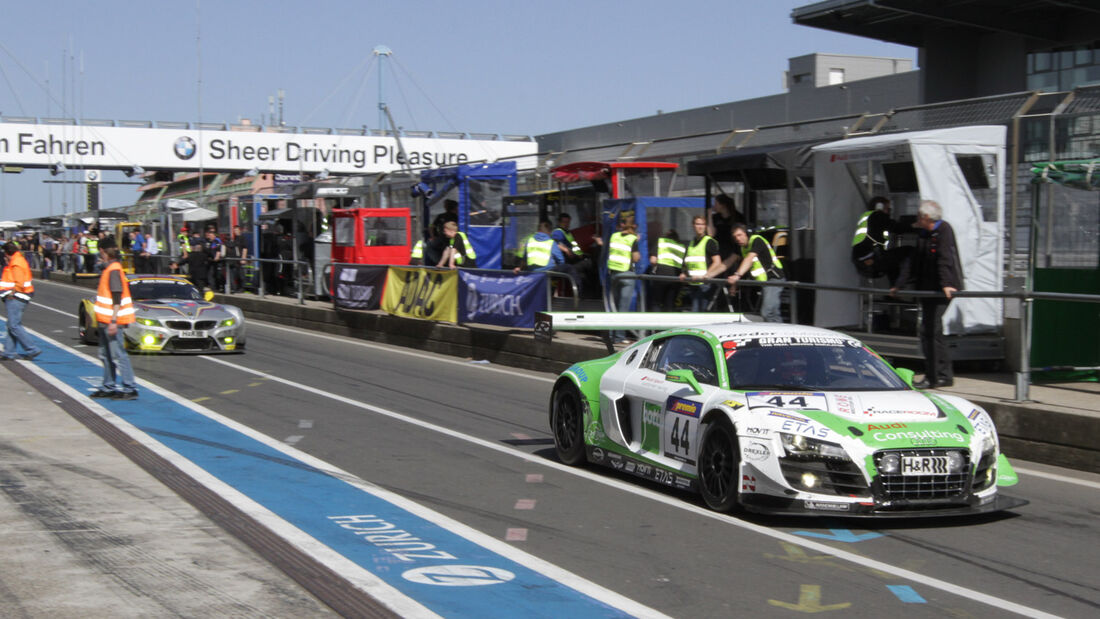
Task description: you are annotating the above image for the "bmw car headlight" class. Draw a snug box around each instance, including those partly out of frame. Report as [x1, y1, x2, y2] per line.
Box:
[137, 317, 161, 327]
[780, 433, 849, 460]
[219, 317, 237, 327]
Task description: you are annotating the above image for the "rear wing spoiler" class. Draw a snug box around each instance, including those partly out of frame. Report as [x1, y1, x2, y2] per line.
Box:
[535, 311, 760, 347]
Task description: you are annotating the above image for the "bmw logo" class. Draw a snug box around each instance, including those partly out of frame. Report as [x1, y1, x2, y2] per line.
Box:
[173, 136, 197, 160]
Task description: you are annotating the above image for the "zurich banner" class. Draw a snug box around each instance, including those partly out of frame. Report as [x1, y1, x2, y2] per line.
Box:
[333, 265, 387, 310]
[458, 270, 547, 328]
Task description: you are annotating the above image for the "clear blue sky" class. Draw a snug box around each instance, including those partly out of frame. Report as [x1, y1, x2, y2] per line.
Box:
[0, 0, 914, 222]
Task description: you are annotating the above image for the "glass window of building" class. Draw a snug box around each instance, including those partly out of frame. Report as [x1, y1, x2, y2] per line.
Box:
[1027, 43, 1100, 91]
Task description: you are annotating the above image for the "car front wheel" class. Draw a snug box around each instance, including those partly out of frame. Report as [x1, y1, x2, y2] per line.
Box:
[698, 418, 740, 512]
[550, 382, 586, 465]
[77, 306, 93, 344]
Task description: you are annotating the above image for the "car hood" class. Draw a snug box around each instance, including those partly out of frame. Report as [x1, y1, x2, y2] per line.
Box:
[822, 390, 945, 422]
[135, 299, 223, 318]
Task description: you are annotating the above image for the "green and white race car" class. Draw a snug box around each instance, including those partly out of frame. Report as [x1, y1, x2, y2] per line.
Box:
[549, 322, 1026, 517]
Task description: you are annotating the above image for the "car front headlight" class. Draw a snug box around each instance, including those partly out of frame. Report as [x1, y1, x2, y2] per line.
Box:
[137, 317, 161, 327]
[219, 317, 236, 327]
[780, 433, 849, 459]
[980, 433, 996, 457]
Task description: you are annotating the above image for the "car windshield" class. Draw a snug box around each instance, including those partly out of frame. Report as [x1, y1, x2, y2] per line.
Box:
[723, 336, 908, 391]
[129, 280, 203, 301]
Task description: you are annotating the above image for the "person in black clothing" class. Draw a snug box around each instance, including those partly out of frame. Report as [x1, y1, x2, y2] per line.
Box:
[423, 225, 452, 267]
[431, 199, 459, 234]
[203, 229, 224, 292]
[851, 196, 911, 285]
[708, 194, 746, 275]
[184, 232, 208, 291]
[276, 227, 295, 295]
[225, 225, 248, 293]
[891, 200, 964, 389]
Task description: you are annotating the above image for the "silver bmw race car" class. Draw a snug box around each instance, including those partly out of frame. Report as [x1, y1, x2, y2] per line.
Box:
[549, 321, 1025, 517]
[78, 275, 245, 353]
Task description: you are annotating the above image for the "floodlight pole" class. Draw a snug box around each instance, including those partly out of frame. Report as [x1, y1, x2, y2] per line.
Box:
[373, 45, 393, 131]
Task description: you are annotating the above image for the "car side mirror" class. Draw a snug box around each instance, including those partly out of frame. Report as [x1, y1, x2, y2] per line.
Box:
[203, 290, 215, 302]
[666, 369, 703, 395]
[895, 367, 915, 388]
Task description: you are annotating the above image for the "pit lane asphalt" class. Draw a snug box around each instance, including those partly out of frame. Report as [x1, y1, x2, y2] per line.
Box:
[11, 279, 1100, 618]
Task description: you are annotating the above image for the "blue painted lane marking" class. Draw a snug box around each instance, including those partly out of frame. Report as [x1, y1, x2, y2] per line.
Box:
[17, 327, 643, 618]
[794, 528, 884, 543]
[887, 585, 927, 603]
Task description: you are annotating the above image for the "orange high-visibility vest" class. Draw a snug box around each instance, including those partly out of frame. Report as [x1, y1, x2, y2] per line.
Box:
[0, 251, 34, 301]
[94, 262, 135, 325]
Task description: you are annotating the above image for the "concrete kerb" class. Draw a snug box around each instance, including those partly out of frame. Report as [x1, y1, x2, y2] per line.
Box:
[48, 274, 1100, 473]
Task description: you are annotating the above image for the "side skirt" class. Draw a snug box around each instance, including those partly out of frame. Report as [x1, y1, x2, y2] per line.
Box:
[585, 445, 697, 493]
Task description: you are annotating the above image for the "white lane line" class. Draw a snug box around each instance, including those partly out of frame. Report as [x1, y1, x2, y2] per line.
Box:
[514, 499, 536, 510]
[526, 474, 543, 484]
[1015, 466, 1100, 490]
[25, 289, 1081, 615]
[284, 435, 304, 446]
[13, 320, 666, 619]
[299, 419, 314, 429]
[32, 297, 553, 386]
[201, 354, 1060, 619]
[35, 302, 81, 319]
[192, 356, 667, 617]
[16, 334, 439, 618]
[249, 319, 556, 384]
[505, 529, 528, 542]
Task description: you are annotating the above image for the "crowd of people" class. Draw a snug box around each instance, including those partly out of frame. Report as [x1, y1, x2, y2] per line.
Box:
[494, 192, 961, 388]
[0, 191, 962, 388]
[499, 195, 787, 343]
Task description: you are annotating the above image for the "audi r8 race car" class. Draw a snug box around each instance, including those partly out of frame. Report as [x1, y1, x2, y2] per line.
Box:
[78, 275, 245, 353]
[549, 322, 1025, 517]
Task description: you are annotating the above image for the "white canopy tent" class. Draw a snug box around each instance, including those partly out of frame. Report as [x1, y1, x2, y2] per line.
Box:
[811, 126, 1006, 335]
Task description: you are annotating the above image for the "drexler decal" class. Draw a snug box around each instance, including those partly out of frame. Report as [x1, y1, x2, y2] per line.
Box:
[743, 442, 771, 461]
[666, 396, 701, 418]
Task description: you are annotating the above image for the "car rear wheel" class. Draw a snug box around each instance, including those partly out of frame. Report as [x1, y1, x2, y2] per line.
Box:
[698, 418, 740, 512]
[551, 381, 586, 465]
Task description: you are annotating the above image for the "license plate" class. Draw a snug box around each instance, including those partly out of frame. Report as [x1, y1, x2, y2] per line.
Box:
[180, 330, 207, 338]
[901, 455, 949, 475]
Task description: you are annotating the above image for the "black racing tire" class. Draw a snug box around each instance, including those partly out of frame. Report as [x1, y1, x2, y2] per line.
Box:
[698, 417, 741, 513]
[550, 381, 586, 466]
[77, 306, 93, 345]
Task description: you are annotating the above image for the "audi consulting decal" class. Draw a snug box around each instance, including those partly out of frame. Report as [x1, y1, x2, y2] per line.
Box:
[872, 429, 967, 444]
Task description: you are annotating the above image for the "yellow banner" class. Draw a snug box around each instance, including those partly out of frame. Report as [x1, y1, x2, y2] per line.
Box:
[382, 267, 458, 322]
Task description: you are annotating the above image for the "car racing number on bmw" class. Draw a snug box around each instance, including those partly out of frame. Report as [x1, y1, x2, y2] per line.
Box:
[663, 396, 700, 465]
